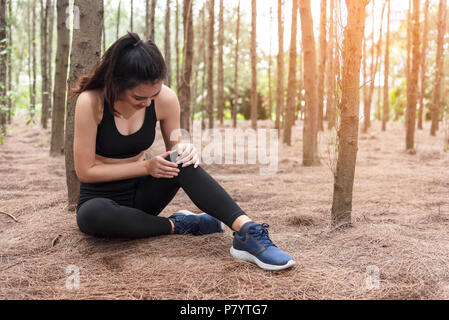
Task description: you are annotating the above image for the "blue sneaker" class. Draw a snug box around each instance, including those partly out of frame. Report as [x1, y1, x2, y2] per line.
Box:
[169, 210, 225, 235]
[230, 222, 296, 271]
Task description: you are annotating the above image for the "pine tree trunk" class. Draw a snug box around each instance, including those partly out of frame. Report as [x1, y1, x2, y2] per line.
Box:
[326, 0, 336, 130]
[363, 1, 375, 133]
[164, 0, 171, 87]
[418, 0, 429, 130]
[150, 0, 157, 41]
[217, 0, 224, 125]
[31, 0, 37, 119]
[317, 0, 327, 132]
[65, 0, 103, 209]
[201, 4, 206, 129]
[207, 0, 214, 129]
[250, 0, 257, 130]
[299, 0, 320, 166]
[0, 0, 6, 135]
[275, 0, 284, 131]
[145, 0, 150, 39]
[40, 0, 51, 129]
[331, 0, 368, 226]
[233, 0, 240, 128]
[268, 6, 273, 122]
[6, 0, 12, 124]
[47, 0, 54, 119]
[405, 0, 420, 151]
[430, 0, 446, 136]
[179, 0, 194, 131]
[116, 0, 121, 39]
[175, 0, 179, 90]
[283, 0, 298, 146]
[382, 0, 391, 131]
[130, 0, 134, 31]
[50, 0, 70, 157]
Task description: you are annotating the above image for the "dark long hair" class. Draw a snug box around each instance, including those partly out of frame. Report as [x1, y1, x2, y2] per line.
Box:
[72, 32, 167, 116]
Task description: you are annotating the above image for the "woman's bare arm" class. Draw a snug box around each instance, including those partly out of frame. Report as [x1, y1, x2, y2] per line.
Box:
[157, 85, 183, 152]
[73, 91, 148, 183]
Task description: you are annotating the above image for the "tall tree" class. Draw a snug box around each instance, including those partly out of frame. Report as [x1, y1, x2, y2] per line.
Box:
[130, 0, 134, 32]
[47, 0, 55, 118]
[430, 0, 447, 136]
[268, 6, 273, 121]
[283, 0, 298, 145]
[0, 0, 6, 136]
[116, 0, 121, 39]
[50, 0, 70, 156]
[417, 0, 429, 130]
[40, 0, 51, 129]
[217, 0, 224, 124]
[6, 0, 12, 124]
[179, 0, 194, 131]
[318, 0, 327, 131]
[382, 0, 391, 131]
[326, 0, 336, 130]
[299, 0, 320, 166]
[275, 0, 284, 131]
[175, 0, 180, 90]
[164, 0, 171, 87]
[331, 0, 369, 226]
[405, 0, 420, 151]
[65, 0, 103, 209]
[232, 0, 241, 128]
[206, 0, 214, 129]
[250, 0, 257, 130]
[150, 0, 157, 40]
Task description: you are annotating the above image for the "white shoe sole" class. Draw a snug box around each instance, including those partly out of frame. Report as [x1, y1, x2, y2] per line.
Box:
[175, 210, 226, 232]
[230, 247, 296, 271]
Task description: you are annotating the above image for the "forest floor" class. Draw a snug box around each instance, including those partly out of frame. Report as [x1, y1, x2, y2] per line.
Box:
[1, 115, 449, 300]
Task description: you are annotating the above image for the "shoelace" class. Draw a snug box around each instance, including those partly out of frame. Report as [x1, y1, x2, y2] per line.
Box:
[248, 223, 277, 248]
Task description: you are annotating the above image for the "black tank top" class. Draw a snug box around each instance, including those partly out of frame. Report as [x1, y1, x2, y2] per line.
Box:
[95, 100, 157, 159]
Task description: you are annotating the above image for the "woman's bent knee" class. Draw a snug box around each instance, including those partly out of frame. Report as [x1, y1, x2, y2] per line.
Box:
[76, 198, 116, 235]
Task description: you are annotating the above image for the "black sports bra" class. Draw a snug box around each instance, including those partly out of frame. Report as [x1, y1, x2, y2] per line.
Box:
[95, 100, 157, 159]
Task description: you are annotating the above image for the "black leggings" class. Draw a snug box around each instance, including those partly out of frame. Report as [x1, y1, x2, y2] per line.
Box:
[76, 159, 246, 239]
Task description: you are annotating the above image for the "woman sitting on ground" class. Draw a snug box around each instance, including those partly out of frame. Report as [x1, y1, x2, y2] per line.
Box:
[73, 32, 295, 271]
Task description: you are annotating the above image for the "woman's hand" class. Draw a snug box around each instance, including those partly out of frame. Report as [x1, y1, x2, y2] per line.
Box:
[145, 151, 180, 179]
[174, 143, 200, 168]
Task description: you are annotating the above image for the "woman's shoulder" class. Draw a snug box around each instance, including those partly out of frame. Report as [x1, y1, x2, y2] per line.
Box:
[154, 85, 180, 121]
[76, 89, 104, 124]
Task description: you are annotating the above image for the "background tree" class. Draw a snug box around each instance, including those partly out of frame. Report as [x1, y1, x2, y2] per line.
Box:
[179, 0, 194, 131]
[50, 0, 70, 156]
[164, 0, 171, 87]
[0, 0, 6, 136]
[232, 0, 240, 128]
[382, 0, 391, 131]
[299, 0, 320, 166]
[417, 0, 429, 130]
[283, 0, 298, 146]
[430, 0, 447, 136]
[326, 0, 336, 130]
[65, 0, 103, 209]
[207, 0, 214, 129]
[405, 0, 420, 151]
[40, 0, 51, 129]
[217, 0, 224, 125]
[250, 0, 257, 130]
[275, 0, 284, 131]
[331, 0, 369, 226]
[318, 0, 327, 132]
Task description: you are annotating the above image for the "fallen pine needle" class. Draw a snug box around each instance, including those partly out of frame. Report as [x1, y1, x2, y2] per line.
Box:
[0, 210, 18, 222]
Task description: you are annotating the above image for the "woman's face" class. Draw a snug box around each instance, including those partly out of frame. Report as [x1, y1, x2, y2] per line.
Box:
[119, 81, 163, 110]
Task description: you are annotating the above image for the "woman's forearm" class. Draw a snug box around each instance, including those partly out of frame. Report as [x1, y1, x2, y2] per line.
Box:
[79, 160, 148, 183]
